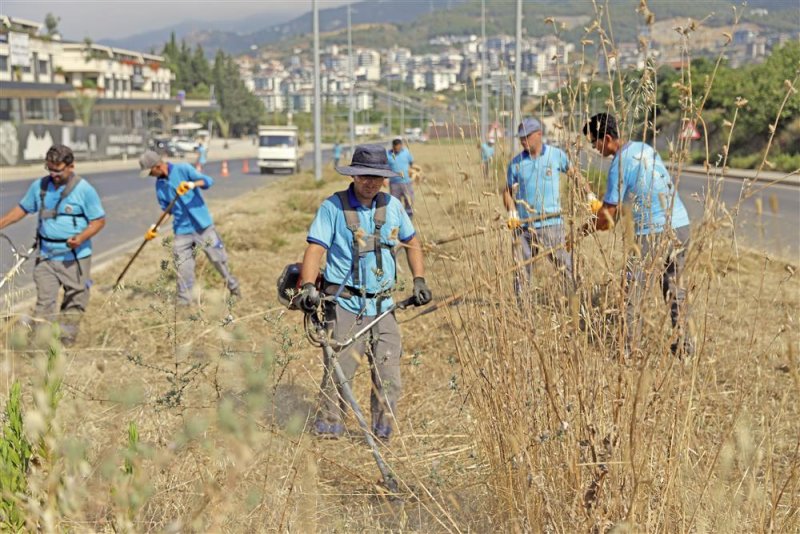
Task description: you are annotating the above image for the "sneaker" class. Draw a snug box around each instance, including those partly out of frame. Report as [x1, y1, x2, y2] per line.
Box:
[312, 420, 344, 439]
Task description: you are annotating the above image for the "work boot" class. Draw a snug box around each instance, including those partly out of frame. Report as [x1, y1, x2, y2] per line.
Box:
[671, 336, 696, 361]
[312, 420, 344, 439]
[229, 285, 242, 298]
[373, 423, 392, 442]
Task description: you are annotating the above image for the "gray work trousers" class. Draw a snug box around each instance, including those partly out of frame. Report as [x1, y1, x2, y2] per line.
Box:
[317, 303, 403, 433]
[173, 226, 239, 305]
[389, 182, 415, 218]
[33, 256, 92, 341]
[514, 224, 574, 296]
[626, 226, 691, 350]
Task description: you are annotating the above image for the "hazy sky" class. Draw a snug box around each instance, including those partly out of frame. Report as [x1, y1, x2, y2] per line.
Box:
[2, 0, 355, 41]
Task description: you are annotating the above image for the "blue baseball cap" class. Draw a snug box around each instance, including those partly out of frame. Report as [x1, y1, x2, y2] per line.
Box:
[517, 117, 542, 138]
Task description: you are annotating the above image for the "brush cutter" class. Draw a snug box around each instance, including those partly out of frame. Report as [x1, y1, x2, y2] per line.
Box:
[304, 294, 417, 497]
[112, 195, 179, 290]
[427, 212, 562, 247]
[0, 234, 36, 291]
[277, 262, 415, 497]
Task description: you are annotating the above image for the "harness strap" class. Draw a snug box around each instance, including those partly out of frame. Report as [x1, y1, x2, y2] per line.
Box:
[39, 174, 84, 222]
[334, 190, 393, 303]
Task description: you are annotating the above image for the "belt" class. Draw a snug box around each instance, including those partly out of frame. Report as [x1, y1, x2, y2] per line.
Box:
[323, 282, 381, 300]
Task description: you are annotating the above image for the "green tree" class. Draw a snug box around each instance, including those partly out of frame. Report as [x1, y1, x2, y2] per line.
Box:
[44, 12, 60, 36]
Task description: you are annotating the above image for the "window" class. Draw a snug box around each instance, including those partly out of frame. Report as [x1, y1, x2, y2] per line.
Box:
[38, 60, 48, 75]
[260, 135, 296, 147]
[0, 55, 7, 72]
[0, 98, 22, 122]
[24, 98, 57, 121]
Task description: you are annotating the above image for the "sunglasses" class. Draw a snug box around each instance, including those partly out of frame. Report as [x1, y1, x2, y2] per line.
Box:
[44, 164, 71, 177]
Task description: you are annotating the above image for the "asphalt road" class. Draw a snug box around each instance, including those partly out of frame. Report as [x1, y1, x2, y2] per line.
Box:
[0, 149, 332, 298]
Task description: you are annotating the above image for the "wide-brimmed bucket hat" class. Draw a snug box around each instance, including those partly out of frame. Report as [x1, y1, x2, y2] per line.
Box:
[335, 144, 400, 179]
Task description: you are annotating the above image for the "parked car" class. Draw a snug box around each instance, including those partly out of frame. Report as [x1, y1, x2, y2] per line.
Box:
[173, 137, 199, 156]
[148, 137, 178, 157]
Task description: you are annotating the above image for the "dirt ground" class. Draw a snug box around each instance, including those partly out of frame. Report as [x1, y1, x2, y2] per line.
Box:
[2, 141, 798, 532]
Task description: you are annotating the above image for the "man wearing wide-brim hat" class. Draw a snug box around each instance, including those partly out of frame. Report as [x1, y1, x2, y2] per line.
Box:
[297, 144, 432, 441]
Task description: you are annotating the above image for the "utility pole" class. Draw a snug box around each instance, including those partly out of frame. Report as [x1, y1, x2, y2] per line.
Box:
[481, 0, 488, 139]
[387, 79, 392, 137]
[347, 4, 355, 154]
[400, 75, 405, 137]
[514, 0, 522, 130]
[313, 0, 322, 181]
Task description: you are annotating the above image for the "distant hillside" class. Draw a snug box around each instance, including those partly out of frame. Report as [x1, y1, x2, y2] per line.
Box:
[99, 0, 468, 56]
[100, 0, 797, 57]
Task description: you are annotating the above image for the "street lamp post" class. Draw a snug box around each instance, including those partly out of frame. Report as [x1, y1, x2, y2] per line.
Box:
[312, 0, 322, 181]
[347, 4, 355, 154]
[514, 0, 522, 129]
[481, 0, 488, 140]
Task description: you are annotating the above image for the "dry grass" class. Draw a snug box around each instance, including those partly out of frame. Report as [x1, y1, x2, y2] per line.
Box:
[3, 2, 800, 532]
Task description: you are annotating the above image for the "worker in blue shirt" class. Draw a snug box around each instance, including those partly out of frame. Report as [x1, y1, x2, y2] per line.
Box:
[195, 141, 208, 171]
[138, 150, 240, 305]
[0, 144, 106, 346]
[504, 117, 574, 298]
[386, 138, 415, 218]
[332, 141, 343, 168]
[582, 113, 694, 358]
[297, 144, 431, 440]
[480, 138, 495, 179]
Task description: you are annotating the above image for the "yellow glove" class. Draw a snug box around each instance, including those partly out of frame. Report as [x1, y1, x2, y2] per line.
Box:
[588, 192, 603, 214]
[144, 225, 158, 241]
[507, 210, 522, 230]
[177, 181, 196, 196]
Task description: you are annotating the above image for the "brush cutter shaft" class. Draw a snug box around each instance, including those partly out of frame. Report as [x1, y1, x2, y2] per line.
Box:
[113, 195, 180, 289]
[311, 313, 400, 494]
[0, 252, 33, 290]
[432, 212, 562, 246]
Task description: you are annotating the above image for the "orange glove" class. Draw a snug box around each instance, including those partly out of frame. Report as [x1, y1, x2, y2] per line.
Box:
[588, 192, 603, 214]
[177, 181, 196, 196]
[507, 211, 522, 230]
[144, 225, 158, 241]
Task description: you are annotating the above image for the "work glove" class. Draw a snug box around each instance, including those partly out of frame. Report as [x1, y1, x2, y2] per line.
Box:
[177, 181, 196, 196]
[144, 225, 158, 241]
[506, 210, 522, 230]
[298, 282, 321, 313]
[412, 277, 432, 306]
[588, 192, 603, 214]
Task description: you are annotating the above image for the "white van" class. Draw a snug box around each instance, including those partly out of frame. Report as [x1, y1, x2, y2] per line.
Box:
[258, 125, 301, 174]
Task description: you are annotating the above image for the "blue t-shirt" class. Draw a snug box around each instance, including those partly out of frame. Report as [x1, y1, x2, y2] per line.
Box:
[506, 144, 569, 228]
[333, 144, 342, 159]
[19, 176, 105, 261]
[155, 162, 215, 235]
[481, 143, 495, 162]
[307, 185, 416, 315]
[387, 148, 414, 184]
[604, 141, 690, 235]
[196, 145, 208, 165]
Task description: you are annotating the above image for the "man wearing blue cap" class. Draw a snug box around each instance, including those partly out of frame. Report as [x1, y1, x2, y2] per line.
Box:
[297, 144, 432, 441]
[504, 117, 573, 296]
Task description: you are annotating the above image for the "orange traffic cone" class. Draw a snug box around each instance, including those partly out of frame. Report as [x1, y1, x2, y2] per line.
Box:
[242, 159, 249, 173]
[221, 161, 229, 177]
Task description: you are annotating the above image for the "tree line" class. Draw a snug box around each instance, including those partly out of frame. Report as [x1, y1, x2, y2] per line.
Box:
[161, 34, 266, 137]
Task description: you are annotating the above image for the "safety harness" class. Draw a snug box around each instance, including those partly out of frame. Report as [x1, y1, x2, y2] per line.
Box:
[324, 190, 395, 308]
[37, 174, 87, 270]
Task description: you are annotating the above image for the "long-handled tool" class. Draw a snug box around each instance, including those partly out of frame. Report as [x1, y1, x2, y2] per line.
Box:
[306, 295, 417, 497]
[0, 234, 37, 291]
[112, 195, 179, 290]
[424, 212, 563, 248]
[402, 244, 565, 323]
